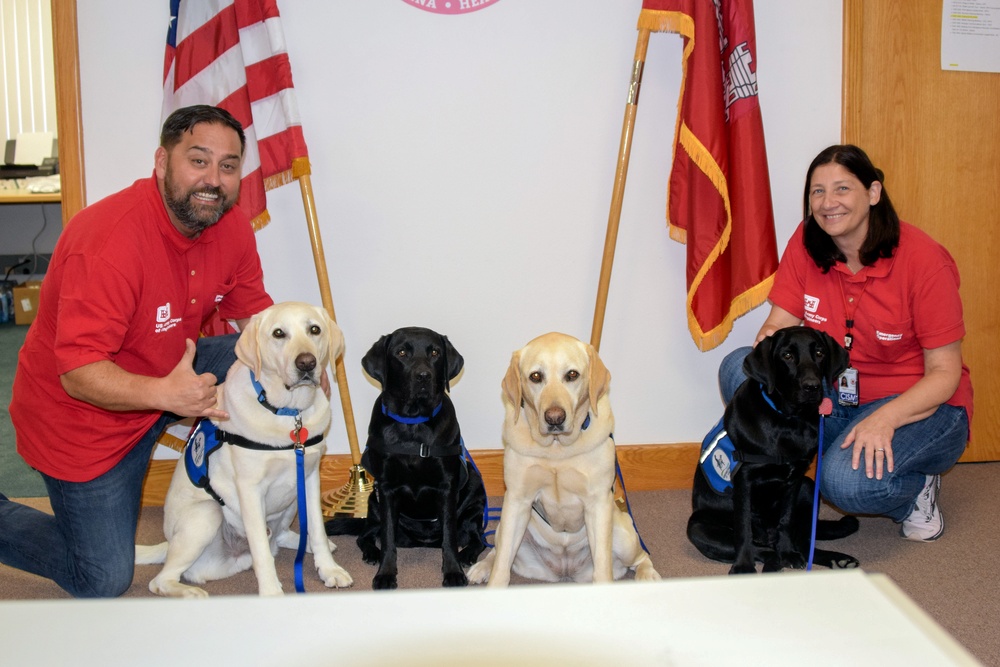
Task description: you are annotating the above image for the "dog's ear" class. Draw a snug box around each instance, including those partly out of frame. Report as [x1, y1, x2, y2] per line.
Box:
[586, 343, 611, 416]
[743, 335, 776, 392]
[361, 334, 390, 386]
[441, 335, 464, 392]
[235, 311, 264, 377]
[818, 330, 850, 386]
[501, 351, 522, 423]
[319, 308, 345, 367]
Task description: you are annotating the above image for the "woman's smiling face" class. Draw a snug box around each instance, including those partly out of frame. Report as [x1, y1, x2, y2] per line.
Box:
[808, 162, 882, 251]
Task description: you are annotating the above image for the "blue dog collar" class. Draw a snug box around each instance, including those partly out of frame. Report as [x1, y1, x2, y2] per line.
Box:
[250, 370, 301, 417]
[759, 384, 781, 414]
[381, 401, 443, 425]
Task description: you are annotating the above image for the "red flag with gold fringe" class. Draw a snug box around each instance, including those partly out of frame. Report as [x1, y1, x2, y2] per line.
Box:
[163, 0, 309, 233]
[641, 0, 777, 350]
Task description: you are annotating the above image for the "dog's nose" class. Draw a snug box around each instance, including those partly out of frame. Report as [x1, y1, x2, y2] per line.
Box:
[802, 379, 821, 397]
[296, 353, 317, 373]
[416, 369, 431, 382]
[544, 407, 566, 430]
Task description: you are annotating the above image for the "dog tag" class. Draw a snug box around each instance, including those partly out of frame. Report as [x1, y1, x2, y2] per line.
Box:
[290, 427, 309, 444]
[837, 368, 859, 407]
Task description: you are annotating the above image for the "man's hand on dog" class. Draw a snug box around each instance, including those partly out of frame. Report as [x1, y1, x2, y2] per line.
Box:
[162, 339, 229, 421]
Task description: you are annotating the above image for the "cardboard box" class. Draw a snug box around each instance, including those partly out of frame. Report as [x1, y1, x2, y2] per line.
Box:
[13, 280, 42, 326]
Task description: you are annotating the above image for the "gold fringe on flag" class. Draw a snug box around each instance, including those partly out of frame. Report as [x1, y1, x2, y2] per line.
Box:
[251, 157, 313, 232]
[640, 7, 772, 351]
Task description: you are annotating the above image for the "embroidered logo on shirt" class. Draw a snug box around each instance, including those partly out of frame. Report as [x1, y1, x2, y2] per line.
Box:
[155, 302, 182, 334]
[876, 330, 903, 342]
[803, 294, 827, 325]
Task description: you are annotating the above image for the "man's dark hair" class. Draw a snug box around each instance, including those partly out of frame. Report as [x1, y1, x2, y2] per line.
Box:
[159, 105, 246, 155]
[802, 144, 900, 273]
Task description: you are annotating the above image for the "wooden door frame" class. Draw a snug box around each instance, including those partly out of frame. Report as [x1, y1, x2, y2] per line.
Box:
[51, 0, 86, 225]
[841, 0, 864, 140]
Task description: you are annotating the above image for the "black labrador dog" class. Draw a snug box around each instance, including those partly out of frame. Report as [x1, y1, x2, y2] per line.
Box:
[687, 326, 860, 574]
[326, 327, 487, 589]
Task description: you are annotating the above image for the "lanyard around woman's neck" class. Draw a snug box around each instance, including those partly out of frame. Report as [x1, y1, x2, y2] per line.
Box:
[836, 268, 871, 353]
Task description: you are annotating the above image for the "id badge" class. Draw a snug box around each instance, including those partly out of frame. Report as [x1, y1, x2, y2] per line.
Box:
[838, 367, 859, 407]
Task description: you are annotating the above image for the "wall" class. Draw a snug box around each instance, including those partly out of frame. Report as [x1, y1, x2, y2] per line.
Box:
[0, 201, 59, 280]
[74, 0, 842, 456]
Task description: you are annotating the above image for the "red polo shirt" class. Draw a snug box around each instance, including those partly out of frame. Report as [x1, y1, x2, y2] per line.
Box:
[768, 221, 972, 425]
[10, 175, 273, 481]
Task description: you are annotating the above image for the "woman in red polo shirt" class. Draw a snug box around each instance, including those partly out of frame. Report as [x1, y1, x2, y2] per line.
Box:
[719, 144, 972, 543]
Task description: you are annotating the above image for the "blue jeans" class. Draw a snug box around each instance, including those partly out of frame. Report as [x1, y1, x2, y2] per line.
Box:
[719, 347, 969, 522]
[0, 334, 239, 597]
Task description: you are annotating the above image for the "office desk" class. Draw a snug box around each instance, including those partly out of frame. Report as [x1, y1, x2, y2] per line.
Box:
[0, 189, 61, 204]
[0, 570, 980, 666]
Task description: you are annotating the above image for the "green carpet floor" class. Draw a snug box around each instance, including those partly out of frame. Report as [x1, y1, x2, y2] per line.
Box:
[0, 324, 47, 497]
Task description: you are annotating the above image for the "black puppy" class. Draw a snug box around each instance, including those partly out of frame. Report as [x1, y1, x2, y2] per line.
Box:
[687, 327, 860, 574]
[326, 327, 487, 589]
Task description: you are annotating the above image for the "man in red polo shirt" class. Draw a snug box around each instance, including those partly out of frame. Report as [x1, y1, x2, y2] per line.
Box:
[2, 105, 273, 597]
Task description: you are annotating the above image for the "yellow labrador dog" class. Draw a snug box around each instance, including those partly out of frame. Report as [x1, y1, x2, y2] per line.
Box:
[468, 332, 659, 585]
[136, 302, 353, 597]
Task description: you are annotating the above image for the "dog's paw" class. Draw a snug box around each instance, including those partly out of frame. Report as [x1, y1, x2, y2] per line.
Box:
[458, 543, 486, 567]
[466, 549, 496, 584]
[780, 552, 806, 570]
[257, 580, 284, 597]
[466, 559, 491, 584]
[634, 561, 661, 582]
[728, 562, 757, 575]
[149, 578, 209, 599]
[443, 571, 468, 588]
[360, 546, 381, 566]
[372, 573, 398, 590]
[319, 564, 354, 588]
[832, 555, 860, 569]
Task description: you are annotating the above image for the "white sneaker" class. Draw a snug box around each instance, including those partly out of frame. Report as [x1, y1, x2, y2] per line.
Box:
[900, 475, 944, 542]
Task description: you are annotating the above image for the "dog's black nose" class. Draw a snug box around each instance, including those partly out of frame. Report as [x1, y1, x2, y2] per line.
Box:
[801, 380, 822, 399]
[544, 407, 566, 429]
[296, 353, 317, 373]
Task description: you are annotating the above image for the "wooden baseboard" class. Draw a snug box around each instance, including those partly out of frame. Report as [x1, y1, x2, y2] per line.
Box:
[141, 442, 701, 506]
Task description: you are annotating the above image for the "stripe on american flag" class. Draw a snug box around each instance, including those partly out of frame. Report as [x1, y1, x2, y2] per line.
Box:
[163, 0, 308, 230]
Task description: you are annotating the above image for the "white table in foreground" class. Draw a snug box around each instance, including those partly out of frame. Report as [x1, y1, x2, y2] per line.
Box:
[0, 570, 980, 666]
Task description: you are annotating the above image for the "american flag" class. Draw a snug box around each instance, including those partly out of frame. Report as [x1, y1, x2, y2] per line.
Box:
[163, 0, 309, 230]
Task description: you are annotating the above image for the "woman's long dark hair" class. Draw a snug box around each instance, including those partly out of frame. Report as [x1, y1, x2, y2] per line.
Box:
[802, 145, 899, 272]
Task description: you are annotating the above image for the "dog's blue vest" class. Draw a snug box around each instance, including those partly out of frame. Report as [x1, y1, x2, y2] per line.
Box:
[184, 419, 224, 492]
[699, 385, 792, 494]
[699, 418, 740, 495]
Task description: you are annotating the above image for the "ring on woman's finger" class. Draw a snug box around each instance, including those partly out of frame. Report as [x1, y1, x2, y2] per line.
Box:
[875, 448, 885, 452]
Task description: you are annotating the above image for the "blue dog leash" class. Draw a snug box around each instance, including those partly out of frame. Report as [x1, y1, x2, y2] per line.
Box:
[807, 398, 833, 571]
[292, 416, 308, 593]
[614, 451, 650, 554]
[253, 370, 309, 593]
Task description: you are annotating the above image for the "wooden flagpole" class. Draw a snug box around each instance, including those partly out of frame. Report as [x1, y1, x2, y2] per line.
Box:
[297, 173, 373, 517]
[593, 25, 651, 510]
[591, 26, 651, 352]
